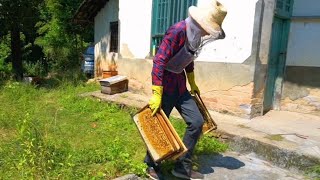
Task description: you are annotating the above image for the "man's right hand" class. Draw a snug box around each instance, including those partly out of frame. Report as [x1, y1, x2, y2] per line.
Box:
[149, 85, 163, 116]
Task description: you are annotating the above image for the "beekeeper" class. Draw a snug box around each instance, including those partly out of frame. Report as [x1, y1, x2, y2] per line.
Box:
[146, 1, 227, 179]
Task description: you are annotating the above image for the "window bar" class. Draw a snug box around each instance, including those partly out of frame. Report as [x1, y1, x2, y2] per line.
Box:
[163, 0, 166, 30]
[176, 0, 180, 22]
[169, 0, 173, 26]
[172, 0, 176, 24]
[175, 0, 180, 22]
[181, 0, 186, 19]
[153, 0, 158, 35]
[156, 0, 160, 35]
[167, 0, 172, 27]
[160, 0, 165, 45]
[187, 0, 191, 11]
[158, 0, 162, 34]
[164, 0, 168, 31]
[161, 0, 165, 33]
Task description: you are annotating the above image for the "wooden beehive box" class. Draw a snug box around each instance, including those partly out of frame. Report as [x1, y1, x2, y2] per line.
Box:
[133, 106, 187, 163]
[192, 93, 217, 134]
[99, 75, 128, 95]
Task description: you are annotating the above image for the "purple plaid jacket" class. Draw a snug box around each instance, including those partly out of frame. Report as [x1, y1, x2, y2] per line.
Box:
[151, 20, 194, 95]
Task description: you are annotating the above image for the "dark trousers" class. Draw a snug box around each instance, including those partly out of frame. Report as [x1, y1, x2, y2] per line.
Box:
[144, 90, 204, 174]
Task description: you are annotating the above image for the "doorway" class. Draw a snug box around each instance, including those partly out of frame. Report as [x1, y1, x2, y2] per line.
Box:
[263, 0, 293, 113]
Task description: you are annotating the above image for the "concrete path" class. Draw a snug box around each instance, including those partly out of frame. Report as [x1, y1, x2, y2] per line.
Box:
[210, 110, 320, 172]
[114, 152, 305, 180]
[197, 152, 305, 180]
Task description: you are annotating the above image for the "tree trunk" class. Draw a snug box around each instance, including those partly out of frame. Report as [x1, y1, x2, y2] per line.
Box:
[11, 25, 23, 80]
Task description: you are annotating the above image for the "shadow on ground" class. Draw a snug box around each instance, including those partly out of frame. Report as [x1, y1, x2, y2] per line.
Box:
[161, 153, 245, 179]
[198, 153, 245, 174]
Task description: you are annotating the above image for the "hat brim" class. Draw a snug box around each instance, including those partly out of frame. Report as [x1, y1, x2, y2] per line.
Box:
[189, 6, 225, 38]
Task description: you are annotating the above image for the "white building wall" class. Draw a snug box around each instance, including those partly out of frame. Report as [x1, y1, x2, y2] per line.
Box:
[94, 0, 119, 73]
[118, 0, 152, 59]
[196, 0, 258, 63]
[116, 0, 258, 64]
[286, 0, 320, 67]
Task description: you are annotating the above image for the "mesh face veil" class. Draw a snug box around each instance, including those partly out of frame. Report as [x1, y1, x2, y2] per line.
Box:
[185, 17, 202, 52]
[185, 17, 225, 56]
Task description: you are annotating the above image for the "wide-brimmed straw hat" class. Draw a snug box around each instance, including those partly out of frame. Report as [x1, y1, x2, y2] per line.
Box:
[188, 0, 227, 36]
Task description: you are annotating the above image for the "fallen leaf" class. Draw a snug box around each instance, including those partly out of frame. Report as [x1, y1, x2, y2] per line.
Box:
[91, 122, 97, 128]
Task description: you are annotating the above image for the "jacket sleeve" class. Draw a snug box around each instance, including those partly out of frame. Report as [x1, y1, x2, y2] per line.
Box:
[151, 28, 184, 86]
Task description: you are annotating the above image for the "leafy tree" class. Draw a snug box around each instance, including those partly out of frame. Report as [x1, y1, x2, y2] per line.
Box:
[0, 0, 92, 80]
[0, 0, 42, 80]
[35, 0, 93, 74]
[0, 34, 11, 79]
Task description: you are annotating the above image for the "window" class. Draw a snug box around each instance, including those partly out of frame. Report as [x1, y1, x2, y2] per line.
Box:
[151, 0, 198, 56]
[110, 21, 119, 53]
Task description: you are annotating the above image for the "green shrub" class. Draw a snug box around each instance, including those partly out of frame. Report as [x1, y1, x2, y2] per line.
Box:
[0, 34, 12, 80]
[23, 61, 47, 77]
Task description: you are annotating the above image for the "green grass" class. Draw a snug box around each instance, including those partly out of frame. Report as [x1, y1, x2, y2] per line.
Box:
[0, 80, 227, 179]
[307, 165, 320, 180]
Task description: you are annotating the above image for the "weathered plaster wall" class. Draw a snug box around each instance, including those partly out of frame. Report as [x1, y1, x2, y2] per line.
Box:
[93, 0, 272, 118]
[117, 58, 256, 118]
[115, 0, 268, 118]
[281, 67, 320, 116]
[116, 0, 260, 64]
[195, 63, 255, 118]
[280, 0, 320, 116]
[94, 0, 119, 77]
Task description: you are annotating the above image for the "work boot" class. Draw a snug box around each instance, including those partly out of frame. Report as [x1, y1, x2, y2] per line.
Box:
[172, 169, 204, 180]
[172, 158, 204, 180]
[146, 167, 163, 180]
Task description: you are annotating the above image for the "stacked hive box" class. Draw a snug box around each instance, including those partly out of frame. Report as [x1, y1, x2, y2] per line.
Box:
[191, 92, 218, 134]
[99, 75, 128, 95]
[133, 106, 187, 163]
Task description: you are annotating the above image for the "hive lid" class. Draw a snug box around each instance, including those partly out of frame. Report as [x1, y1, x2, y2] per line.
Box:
[99, 75, 127, 86]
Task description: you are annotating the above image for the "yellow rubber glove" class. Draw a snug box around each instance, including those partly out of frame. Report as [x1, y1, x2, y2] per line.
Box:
[149, 85, 163, 116]
[187, 72, 200, 95]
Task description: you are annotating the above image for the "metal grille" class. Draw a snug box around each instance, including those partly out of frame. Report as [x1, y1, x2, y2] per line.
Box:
[151, 0, 198, 56]
[110, 21, 119, 53]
